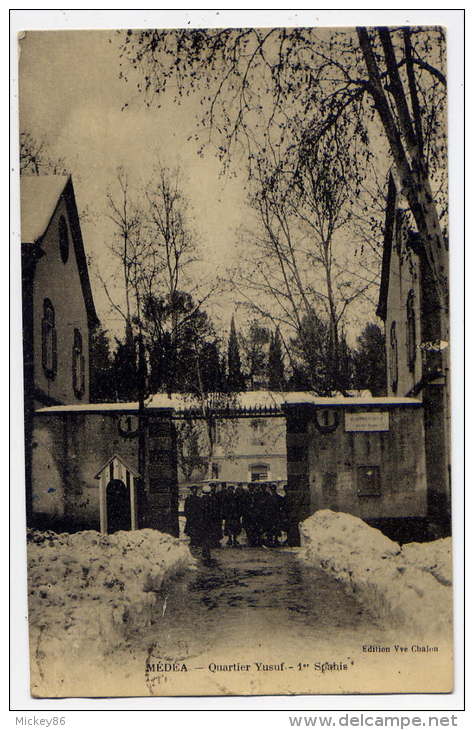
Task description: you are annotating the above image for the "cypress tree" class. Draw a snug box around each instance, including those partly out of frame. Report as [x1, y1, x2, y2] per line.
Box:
[227, 316, 245, 392]
[89, 327, 115, 402]
[268, 327, 285, 391]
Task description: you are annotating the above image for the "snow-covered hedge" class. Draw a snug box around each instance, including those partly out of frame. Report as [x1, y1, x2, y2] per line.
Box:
[27, 528, 195, 694]
[299, 510, 452, 639]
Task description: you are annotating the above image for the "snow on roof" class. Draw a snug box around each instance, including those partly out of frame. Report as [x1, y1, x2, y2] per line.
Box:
[150, 390, 422, 409]
[36, 390, 422, 415]
[36, 401, 144, 414]
[21, 175, 70, 243]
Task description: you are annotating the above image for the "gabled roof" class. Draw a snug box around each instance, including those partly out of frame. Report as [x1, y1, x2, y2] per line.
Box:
[21, 175, 70, 244]
[20, 175, 99, 328]
[94, 453, 141, 480]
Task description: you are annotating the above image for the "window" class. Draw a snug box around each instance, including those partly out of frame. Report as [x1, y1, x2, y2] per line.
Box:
[59, 216, 69, 263]
[356, 465, 381, 497]
[250, 418, 267, 445]
[389, 321, 398, 393]
[41, 299, 57, 379]
[406, 290, 416, 372]
[250, 463, 269, 482]
[72, 328, 85, 398]
[211, 462, 219, 479]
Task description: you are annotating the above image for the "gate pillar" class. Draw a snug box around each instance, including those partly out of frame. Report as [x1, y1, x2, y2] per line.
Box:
[282, 402, 315, 546]
[144, 408, 179, 537]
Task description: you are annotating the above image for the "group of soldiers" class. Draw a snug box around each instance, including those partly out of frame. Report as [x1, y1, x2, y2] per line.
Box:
[184, 481, 290, 559]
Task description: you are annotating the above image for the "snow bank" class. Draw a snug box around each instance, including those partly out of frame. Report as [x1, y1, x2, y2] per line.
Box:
[27, 528, 195, 694]
[300, 510, 452, 639]
[400, 538, 452, 586]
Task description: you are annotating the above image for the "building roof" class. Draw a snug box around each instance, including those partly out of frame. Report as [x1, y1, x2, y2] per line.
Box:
[20, 175, 99, 328]
[21, 175, 70, 244]
[36, 390, 423, 415]
[94, 453, 140, 480]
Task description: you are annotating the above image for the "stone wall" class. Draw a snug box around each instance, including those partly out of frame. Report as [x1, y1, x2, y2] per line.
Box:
[32, 412, 139, 530]
[285, 404, 427, 532]
[31, 409, 178, 534]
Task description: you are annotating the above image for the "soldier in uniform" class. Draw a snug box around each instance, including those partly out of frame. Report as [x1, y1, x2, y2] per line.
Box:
[222, 483, 242, 546]
[264, 482, 282, 547]
[252, 482, 268, 547]
[199, 484, 215, 561]
[209, 481, 223, 547]
[184, 484, 202, 547]
[241, 483, 257, 546]
[279, 483, 290, 544]
[281, 483, 301, 546]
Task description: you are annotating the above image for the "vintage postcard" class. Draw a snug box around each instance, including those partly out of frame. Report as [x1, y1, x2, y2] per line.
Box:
[18, 20, 455, 698]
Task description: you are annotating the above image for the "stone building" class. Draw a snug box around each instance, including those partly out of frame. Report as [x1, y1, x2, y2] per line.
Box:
[376, 172, 451, 531]
[171, 391, 288, 488]
[21, 175, 99, 522]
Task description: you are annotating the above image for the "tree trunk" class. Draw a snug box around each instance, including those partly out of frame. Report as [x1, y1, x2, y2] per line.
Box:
[357, 27, 448, 338]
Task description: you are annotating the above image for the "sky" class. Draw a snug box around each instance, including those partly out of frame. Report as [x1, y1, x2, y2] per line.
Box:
[19, 29, 251, 339]
[19, 28, 380, 347]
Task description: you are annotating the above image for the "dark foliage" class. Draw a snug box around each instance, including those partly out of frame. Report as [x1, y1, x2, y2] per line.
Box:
[352, 322, 387, 396]
[227, 316, 245, 392]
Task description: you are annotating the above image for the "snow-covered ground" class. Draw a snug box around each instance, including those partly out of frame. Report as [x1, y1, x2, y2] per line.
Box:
[27, 528, 195, 696]
[299, 510, 452, 639]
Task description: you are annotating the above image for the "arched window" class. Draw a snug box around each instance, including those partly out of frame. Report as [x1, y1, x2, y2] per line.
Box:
[58, 215, 69, 263]
[41, 299, 57, 379]
[72, 328, 85, 398]
[406, 290, 416, 372]
[389, 321, 398, 394]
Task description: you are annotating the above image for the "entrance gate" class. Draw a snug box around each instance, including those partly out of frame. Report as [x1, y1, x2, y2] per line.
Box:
[168, 400, 306, 546]
[33, 396, 428, 538]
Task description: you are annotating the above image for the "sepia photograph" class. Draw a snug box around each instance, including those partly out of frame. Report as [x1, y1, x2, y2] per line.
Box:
[16, 14, 457, 699]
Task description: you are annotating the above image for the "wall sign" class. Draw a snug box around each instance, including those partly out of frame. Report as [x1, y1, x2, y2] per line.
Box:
[345, 411, 389, 432]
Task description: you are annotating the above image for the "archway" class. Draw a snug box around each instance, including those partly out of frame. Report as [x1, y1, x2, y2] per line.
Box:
[106, 478, 131, 533]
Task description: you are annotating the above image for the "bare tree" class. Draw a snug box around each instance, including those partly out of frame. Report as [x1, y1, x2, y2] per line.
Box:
[291, 133, 378, 387]
[356, 27, 448, 319]
[98, 164, 209, 353]
[100, 168, 143, 342]
[233, 143, 376, 393]
[20, 129, 68, 176]
[99, 164, 235, 474]
[140, 164, 202, 351]
[119, 26, 448, 325]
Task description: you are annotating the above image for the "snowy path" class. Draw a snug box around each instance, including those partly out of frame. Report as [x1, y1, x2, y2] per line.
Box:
[112, 546, 403, 695]
[143, 546, 382, 654]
